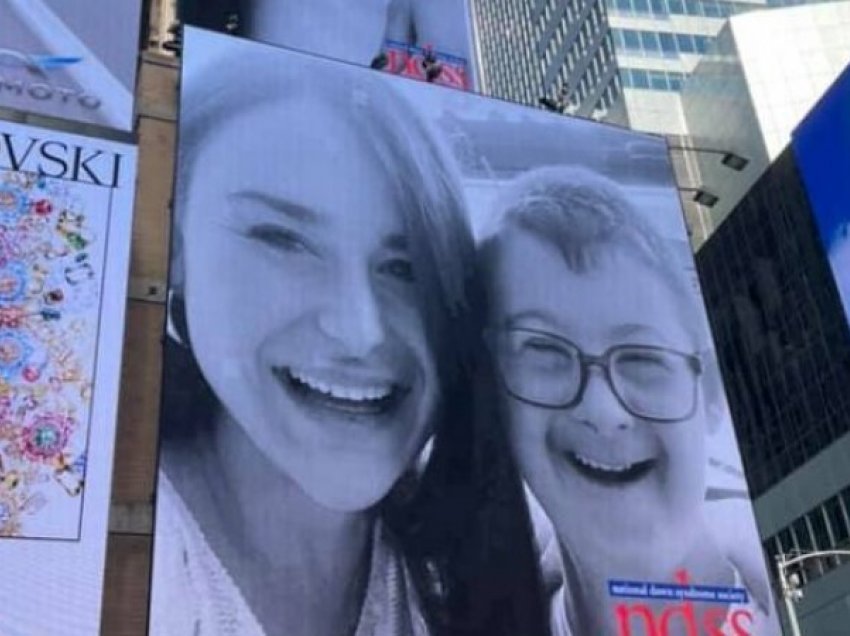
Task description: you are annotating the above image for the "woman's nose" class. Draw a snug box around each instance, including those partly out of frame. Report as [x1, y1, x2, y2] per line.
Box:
[317, 271, 387, 358]
[571, 369, 634, 436]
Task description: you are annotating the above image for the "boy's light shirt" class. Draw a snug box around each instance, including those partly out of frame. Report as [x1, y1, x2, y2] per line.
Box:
[526, 486, 577, 636]
[525, 486, 779, 635]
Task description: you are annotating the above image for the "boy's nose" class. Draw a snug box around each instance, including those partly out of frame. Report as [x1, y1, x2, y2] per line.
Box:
[571, 369, 634, 436]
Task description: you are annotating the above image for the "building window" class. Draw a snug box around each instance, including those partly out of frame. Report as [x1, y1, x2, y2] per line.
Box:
[675, 33, 695, 55]
[659, 32, 677, 57]
[648, 70, 668, 90]
[825, 494, 850, 545]
[809, 507, 831, 551]
[620, 68, 686, 91]
[694, 34, 712, 53]
[630, 68, 649, 88]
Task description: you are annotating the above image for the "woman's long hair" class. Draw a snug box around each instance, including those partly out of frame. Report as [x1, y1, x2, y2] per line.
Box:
[161, 35, 548, 636]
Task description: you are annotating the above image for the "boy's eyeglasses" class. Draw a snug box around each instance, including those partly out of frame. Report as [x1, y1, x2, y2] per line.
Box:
[491, 327, 703, 423]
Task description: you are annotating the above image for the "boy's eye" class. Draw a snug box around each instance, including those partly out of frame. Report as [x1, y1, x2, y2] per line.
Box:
[522, 338, 568, 355]
[245, 224, 310, 253]
[378, 257, 415, 283]
[618, 351, 671, 369]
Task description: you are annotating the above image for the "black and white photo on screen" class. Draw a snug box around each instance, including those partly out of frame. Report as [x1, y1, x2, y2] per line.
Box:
[148, 27, 781, 636]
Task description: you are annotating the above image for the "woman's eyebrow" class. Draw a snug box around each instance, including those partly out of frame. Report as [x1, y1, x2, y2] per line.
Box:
[382, 233, 409, 252]
[229, 191, 321, 225]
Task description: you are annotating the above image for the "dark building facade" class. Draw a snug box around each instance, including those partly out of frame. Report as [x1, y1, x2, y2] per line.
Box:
[697, 148, 850, 628]
[698, 148, 850, 498]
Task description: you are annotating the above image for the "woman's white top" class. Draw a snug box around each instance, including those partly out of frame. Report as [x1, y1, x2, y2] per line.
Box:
[149, 475, 430, 636]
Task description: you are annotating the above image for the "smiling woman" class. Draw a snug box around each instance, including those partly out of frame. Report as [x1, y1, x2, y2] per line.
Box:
[149, 29, 546, 636]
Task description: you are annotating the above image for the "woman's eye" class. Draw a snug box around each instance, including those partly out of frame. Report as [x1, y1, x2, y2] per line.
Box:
[246, 224, 309, 253]
[378, 257, 415, 282]
[523, 338, 563, 353]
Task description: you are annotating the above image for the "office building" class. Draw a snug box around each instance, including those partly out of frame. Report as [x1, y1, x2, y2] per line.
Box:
[470, 1, 850, 251]
[697, 66, 850, 634]
[683, 1, 850, 244]
[471, 0, 819, 133]
[471, 0, 624, 119]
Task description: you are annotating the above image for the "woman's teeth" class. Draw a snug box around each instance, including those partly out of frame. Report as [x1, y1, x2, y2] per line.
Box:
[286, 368, 394, 402]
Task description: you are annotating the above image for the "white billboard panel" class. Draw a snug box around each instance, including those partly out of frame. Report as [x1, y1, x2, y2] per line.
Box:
[0, 0, 142, 131]
[0, 120, 136, 635]
[149, 28, 779, 636]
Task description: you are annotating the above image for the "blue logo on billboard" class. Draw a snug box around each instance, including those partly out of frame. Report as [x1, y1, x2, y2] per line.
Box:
[0, 49, 82, 78]
[0, 48, 98, 111]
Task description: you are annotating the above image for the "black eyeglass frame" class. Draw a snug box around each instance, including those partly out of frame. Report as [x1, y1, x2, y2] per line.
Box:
[490, 326, 704, 423]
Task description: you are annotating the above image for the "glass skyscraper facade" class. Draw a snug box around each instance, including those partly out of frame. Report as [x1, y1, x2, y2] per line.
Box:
[697, 144, 850, 630]
[471, 0, 835, 133]
[698, 148, 850, 498]
[472, 0, 623, 119]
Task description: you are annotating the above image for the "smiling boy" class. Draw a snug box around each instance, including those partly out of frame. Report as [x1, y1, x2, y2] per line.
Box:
[479, 166, 780, 636]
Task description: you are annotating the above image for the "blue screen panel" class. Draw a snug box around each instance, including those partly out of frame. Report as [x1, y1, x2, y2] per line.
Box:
[793, 64, 850, 320]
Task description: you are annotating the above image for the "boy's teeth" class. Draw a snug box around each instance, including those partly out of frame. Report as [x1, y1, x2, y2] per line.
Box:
[573, 452, 633, 473]
[287, 368, 392, 401]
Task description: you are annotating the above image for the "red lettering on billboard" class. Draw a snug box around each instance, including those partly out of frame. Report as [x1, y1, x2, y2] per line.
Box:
[730, 609, 753, 636]
[702, 607, 728, 636]
[617, 604, 659, 636]
[379, 41, 471, 90]
[613, 570, 754, 636]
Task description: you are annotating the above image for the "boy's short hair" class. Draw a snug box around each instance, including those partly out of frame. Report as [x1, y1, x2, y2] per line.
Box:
[478, 165, 723, 407]
[480, 165, 670, 281]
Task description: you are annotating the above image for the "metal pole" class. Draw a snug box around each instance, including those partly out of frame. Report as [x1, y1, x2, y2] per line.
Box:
[776, 555, 804, 636]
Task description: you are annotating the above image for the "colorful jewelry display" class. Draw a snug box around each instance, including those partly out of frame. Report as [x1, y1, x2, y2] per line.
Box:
[0, 169, 100, 538]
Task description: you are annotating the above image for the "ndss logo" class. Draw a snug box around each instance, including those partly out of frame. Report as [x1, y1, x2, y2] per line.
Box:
[0, 48, 100, 111]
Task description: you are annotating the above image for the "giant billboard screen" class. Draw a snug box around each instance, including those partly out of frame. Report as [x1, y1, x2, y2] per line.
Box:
[0, 0, 142, 131]
[148, 27, 780, 636]
[0, 120, 136, 635]
[178, 0, 476, 89]
[793, 64, 850, 325]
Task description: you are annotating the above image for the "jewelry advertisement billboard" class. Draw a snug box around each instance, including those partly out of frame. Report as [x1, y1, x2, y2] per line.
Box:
[0, 119, 136, 635]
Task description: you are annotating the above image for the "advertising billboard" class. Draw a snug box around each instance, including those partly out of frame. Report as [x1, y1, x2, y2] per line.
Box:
[0, 0, 142, 131]
[149, 27, 779, 636]
[793, 64, 850, 324]
[0, 120, 136, 634]
[178, 0, 476, 89]
[375, 40, 471, 90]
